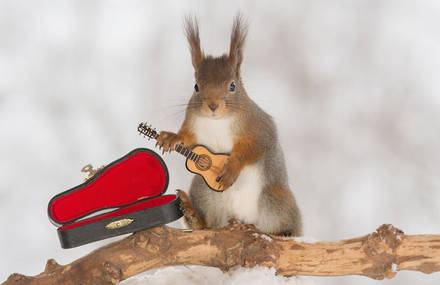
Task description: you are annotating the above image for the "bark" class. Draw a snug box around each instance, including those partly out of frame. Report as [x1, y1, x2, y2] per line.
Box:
[3, 223, 440, 285]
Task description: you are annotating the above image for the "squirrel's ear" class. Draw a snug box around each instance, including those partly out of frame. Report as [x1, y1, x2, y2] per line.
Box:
[229, 14, 248, 73]
[184, 16, 204, 69]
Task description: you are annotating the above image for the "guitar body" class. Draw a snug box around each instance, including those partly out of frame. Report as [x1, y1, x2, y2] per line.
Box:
[137, 122, 231, 192]
[185, 145, 230, 192]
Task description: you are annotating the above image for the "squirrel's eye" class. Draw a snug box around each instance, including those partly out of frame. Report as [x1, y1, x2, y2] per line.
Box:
[229, 82, 236, 92]
[194, 84, 199, 92]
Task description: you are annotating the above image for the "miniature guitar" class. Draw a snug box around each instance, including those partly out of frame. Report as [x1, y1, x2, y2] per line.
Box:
[138, 122, 230, 192]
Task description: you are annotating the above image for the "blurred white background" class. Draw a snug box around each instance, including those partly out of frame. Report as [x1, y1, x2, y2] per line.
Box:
[1, 0, 439, 284]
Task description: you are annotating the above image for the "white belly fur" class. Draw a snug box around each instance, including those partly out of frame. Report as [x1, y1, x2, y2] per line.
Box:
[192, 116, 235, 153]
[193, 116, 265, 224]
[225, 162, 264, 224]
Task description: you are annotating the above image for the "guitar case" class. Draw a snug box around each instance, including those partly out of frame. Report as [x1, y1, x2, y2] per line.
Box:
[48, 148, 182, 248]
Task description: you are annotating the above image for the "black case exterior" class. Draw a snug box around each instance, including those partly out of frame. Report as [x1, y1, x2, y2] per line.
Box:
[48, 148, 183, 249]
[58, 196, 182, 248]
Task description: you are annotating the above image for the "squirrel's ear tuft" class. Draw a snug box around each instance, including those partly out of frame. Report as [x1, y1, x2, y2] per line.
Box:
[229, 14, 248, 73]
[184, 16, 204, 69]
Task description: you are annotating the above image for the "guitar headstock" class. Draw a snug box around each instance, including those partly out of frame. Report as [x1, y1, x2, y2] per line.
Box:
[138, 122, 158, 140]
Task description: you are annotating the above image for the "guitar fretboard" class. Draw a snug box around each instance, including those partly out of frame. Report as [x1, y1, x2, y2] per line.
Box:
[174, 143, 200, 162]
[147, 129, 200, 163]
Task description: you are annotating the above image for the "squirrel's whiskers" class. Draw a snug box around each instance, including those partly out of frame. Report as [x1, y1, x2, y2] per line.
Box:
[155, 14, 303, 236]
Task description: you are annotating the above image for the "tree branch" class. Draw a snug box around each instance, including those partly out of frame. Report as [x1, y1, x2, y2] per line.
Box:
[3, 223, 440, 285]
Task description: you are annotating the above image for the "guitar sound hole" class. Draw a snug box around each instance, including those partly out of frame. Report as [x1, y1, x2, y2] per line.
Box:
[196, 155, 212, 171]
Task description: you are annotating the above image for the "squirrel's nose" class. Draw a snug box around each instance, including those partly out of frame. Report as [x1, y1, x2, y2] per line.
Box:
[208, 103, 218, 111]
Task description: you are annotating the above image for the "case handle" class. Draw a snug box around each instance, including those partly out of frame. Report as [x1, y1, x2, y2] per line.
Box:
[81, 164, 106, 182]
[105, 219, 134, 230]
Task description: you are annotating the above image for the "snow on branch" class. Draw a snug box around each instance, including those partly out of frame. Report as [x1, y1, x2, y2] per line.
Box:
[2, 222, 440, 285]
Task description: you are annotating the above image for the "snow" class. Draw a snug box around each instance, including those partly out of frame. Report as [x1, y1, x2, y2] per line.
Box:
[253, 233, 274, 242]
[121, 266, 316, 285]
[260, 234, 273, 242]
[292, 237, 318, 243]
[1, 1, 440, 285]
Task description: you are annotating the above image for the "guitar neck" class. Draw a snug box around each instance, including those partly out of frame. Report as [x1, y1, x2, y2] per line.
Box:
[174, 143, 200, 163]
[151, 133, 200, 163]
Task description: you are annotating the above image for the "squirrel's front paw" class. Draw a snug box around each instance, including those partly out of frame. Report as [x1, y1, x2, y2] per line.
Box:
[156, 131, 183, 152]
[216, 160, 240, 190]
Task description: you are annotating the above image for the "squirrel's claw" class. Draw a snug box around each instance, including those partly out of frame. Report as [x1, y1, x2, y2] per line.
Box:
[216, 160, 240, 190]
[156, 131, 183, 153]
[216, 175, 225, 189]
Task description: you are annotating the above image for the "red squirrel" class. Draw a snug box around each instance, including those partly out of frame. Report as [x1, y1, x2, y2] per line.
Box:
[156, 16, 302, 236]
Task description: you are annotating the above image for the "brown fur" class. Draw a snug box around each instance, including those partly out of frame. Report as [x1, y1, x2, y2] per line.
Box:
[266, 186, 302, 236]
[184, 16, 204, 68]
[218, 135, 261, 189]
[228, 14, 248, 73]
[176, 190, 206, 229]
[157, 15, 303, 236]
[157, 121, 196, 152]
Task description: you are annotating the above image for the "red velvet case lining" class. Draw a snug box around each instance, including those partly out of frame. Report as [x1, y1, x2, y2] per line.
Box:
[60, 195, 176, 230]
[49, 151, 168, 226]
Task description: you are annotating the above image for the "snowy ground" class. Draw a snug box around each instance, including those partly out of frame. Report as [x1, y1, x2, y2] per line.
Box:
[1, 1, 440, 284]
[121, 266, 315, 285]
